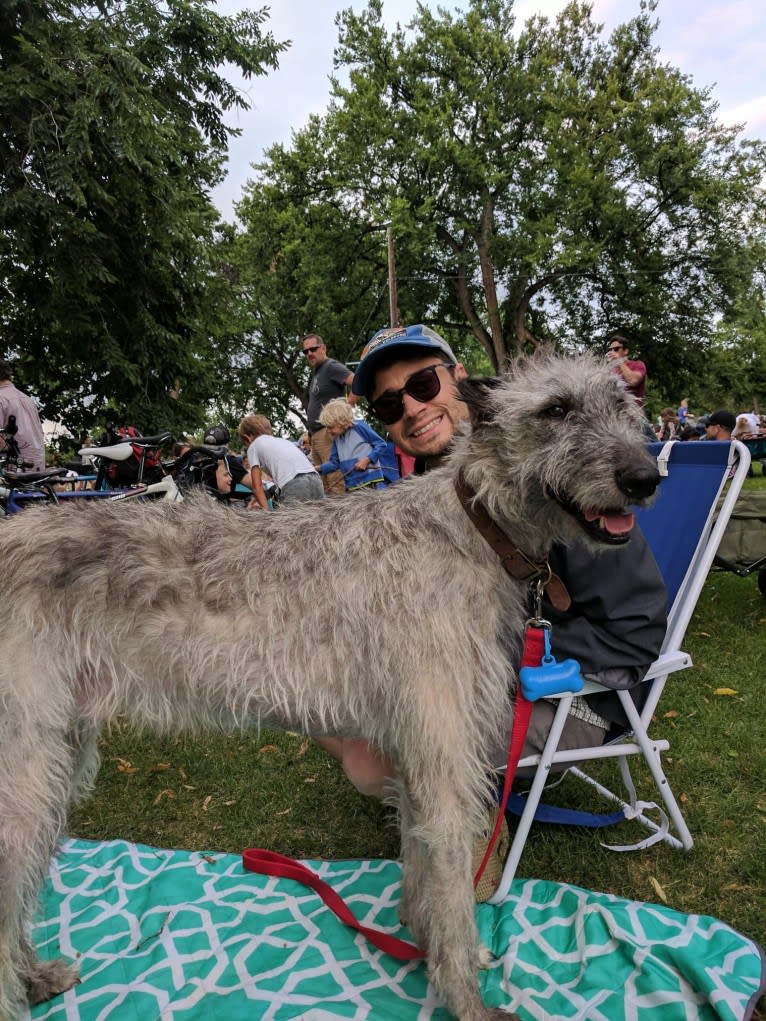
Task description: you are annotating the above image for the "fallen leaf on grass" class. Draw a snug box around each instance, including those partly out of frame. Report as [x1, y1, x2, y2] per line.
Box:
[116, 758, 139, 774]
[649, 876, 668, 903]
[304, 777, 317, 784]
[202, 795, 213, 811]
[298, 739, 310, 758]
[679, 792, 689, 803]
[663, 710, 679, 719]
[148, 763, 171, 773]
[258, 745, 279, 755]
[179, 768, 189, 781]
[695, 631, 712, 638]
[714, 687, 738, 696]
[153, 789, 175, 805]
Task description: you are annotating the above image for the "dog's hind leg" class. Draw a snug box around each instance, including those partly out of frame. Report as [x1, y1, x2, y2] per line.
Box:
[0, 707, 83, 1016]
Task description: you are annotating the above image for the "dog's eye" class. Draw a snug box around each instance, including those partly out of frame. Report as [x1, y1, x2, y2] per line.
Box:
[541, 403, 569, 420]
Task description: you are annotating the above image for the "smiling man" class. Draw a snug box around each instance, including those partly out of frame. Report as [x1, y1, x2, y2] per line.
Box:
[319, 325, 669, 897]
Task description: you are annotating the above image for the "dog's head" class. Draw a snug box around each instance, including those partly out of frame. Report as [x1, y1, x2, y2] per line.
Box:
[456, 350, 660, 550]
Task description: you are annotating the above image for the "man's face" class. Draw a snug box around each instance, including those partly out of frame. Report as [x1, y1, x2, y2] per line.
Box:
[606, 340, 627, 362]
[303, 337, 327, 368]
[370, 355, 468, 458]
[705, 421, 726, 439]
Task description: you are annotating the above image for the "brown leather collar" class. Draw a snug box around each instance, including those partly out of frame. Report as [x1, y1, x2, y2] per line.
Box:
[454, 472, 571, 611]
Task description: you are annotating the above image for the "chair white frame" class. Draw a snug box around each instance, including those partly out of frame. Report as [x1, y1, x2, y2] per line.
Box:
[490, 439, 752, 904]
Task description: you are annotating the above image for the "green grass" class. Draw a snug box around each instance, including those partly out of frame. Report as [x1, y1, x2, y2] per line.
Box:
[68, 475, 766, 999]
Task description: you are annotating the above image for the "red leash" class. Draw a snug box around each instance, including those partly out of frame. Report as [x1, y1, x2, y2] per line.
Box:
[241, 848, 427, 959]
[242, 624, 544, 960]
[471, 624, 542, 887]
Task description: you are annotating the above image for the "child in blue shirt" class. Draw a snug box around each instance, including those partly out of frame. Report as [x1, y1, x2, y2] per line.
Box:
[317, 399, 396, 492]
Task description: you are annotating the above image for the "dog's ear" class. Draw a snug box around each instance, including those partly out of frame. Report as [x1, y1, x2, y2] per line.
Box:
[457, 376, 503, 427]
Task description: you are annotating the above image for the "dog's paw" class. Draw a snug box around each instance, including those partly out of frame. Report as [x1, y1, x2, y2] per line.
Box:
[477, 942, 495, 969]
[26, 958, 81, 1005]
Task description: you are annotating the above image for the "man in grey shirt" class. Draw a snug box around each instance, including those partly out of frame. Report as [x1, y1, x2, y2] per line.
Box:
[303, 333, 355, 495]
[0, 358, 46, 470]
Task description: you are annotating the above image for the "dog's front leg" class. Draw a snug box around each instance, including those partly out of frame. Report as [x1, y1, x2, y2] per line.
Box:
[399, 776, 518, 1021]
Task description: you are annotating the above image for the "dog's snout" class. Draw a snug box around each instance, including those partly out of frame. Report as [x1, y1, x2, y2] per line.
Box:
[615, 462, 660, 501]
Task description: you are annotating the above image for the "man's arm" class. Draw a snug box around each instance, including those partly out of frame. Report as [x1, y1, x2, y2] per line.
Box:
[545, 530, 668, 685]
[344, 372, 358, 405]
[616, 359, 645, 388]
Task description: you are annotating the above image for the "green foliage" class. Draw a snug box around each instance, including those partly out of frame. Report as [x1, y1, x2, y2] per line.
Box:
[219, 116, 402, 429]
[307, 0, 766, 378]
[0, 0, 286, 435]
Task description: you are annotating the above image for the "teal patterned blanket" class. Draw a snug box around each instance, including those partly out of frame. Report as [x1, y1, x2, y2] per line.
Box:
[26, 838, 765, 1020]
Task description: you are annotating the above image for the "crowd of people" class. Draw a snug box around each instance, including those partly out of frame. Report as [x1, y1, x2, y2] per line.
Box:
[654, 403, 765, 443]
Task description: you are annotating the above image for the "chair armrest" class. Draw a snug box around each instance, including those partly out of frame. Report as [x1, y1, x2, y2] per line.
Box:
[537, 650, 693, 701]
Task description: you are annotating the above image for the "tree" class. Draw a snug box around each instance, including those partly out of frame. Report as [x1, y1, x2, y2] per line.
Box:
[229, 109, 494, 431]
[0, 0, 285, 435]
[325, 0, 766, 377]
[222, 116, 406, 430]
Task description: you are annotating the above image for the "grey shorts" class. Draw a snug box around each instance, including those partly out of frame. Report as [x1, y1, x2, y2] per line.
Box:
[490, 667, 634, 770]
[278, 472, 324, 506]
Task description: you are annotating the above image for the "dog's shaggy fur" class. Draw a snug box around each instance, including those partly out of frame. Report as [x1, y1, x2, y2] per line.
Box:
[0, 353, 660, 1020]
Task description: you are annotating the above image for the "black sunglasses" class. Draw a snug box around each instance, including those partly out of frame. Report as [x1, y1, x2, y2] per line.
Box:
[608, 344, 624, 352]
[303, 345, 322, 355]
[370, 362, 455, 425]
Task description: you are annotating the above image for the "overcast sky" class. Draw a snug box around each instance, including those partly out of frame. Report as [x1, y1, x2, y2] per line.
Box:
[211, 0, 766, 219]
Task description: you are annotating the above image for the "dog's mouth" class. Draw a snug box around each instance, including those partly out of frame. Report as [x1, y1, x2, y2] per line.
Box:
[547, 487, 635, 545]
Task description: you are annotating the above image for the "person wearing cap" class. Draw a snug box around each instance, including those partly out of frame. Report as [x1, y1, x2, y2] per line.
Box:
[302, 334, 356, 495]
[0, 357, 46, 470]
[315, 324, 667, 898]
[704, 409, 735, 440]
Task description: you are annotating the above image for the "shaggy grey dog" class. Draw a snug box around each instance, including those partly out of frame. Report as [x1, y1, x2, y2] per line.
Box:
[0, 352, 659, 1021]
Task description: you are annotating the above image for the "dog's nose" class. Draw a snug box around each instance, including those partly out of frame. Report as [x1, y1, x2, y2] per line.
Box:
[615, 462, 660, 501]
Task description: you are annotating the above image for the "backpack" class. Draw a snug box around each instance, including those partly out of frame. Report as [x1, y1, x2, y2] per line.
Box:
[100, 425, 163, 486]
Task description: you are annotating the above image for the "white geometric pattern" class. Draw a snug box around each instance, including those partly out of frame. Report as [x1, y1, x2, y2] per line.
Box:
[24, 839, 765, 1020]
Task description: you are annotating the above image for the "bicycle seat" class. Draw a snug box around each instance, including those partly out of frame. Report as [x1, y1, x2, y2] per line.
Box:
[4, 468, 69, 483]
[78, 443, 134, 460]
[130, 432, 172, 446]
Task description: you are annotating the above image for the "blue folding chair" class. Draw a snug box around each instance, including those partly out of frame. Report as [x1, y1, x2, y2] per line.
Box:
[490, 440, 752, 902]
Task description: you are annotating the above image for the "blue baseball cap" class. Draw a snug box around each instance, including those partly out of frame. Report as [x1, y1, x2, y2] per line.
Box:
[351, 324, 457, 398]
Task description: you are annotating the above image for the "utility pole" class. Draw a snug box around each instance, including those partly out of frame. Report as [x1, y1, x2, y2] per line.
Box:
[386, 223, 399, 328]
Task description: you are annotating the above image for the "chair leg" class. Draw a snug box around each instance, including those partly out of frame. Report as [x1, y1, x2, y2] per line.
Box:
[488, 697, 574, 905]
[615, 697, 694, 851]
[568, 761, 687, 851]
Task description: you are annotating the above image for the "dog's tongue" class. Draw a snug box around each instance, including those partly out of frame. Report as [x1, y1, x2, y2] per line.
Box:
[584, 508, 635, 535]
